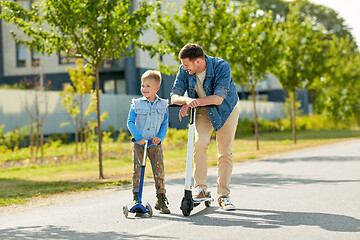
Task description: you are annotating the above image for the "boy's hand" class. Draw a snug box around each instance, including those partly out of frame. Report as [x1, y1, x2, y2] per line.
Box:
[152, 137, 161, 145]
[137, 138, 146, 145]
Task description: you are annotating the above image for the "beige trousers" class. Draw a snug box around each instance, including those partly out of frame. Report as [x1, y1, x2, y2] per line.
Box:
[194, 102, 239, 197]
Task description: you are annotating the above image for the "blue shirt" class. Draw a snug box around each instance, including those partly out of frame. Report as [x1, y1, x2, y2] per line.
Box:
[127, 95, 168, 147]
[171, 55, 239, 131]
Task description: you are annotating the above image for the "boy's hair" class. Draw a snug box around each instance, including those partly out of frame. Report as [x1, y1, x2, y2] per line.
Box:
[141, 70, 162, 85]
[178, 43, 205, 61]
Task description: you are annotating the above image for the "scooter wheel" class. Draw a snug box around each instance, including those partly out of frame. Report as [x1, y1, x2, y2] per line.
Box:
[181, 199, 192, 216]
[146, 203, 153, 217]
[123, 205, 129, 218]
[205, 200, 211, 207]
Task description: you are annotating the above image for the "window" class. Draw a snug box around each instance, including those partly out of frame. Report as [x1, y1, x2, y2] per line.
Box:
[59, 51, 77, 65]
[14, 0, 32, 9]
[31, 49, 40, 67]
[104, 79, 126, 95]
[16, 43, 26, 67]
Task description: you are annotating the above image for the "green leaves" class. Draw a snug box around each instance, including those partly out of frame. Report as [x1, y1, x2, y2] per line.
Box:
[0, 0, 156, 65]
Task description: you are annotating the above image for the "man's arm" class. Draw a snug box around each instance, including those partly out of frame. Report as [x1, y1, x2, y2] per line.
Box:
[172, 94, 224, 121]
[171, 94, 223, 108]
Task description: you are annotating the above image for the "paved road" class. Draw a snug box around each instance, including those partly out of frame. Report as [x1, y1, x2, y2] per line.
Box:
[1, 139, 360, 239]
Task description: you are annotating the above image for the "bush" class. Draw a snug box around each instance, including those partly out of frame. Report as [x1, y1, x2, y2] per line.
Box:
[235, 114, 358, 138]
[236, 118, 254, 137]
[165, 128, 188, 146]
[116, 130, 129, 143]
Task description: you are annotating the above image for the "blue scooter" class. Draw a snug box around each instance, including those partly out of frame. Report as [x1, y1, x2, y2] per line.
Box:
[123, 140, 153, 218]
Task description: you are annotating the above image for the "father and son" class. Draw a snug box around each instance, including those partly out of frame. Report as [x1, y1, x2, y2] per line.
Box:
[127, 43, 240, 214]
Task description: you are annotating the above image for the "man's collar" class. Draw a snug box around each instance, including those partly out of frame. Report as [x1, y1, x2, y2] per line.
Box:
[205, 55, 214, 77]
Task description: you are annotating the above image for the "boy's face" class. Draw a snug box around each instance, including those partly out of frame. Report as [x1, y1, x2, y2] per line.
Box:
[141, 78, 160, 100]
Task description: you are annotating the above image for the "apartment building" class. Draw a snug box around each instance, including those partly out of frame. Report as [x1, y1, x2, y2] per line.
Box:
[1, 0, 309, 118]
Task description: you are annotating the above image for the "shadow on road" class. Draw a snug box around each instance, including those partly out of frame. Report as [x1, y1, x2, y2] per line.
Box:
[0, 225, 168, 240]
[166, 172, 360, 189]
[266, 156, 360, 164]
[155, 207, 360, 233]
[229, 173, 360, 188]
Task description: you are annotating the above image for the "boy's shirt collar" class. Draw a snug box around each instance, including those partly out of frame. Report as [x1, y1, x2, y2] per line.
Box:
[139, 94, 160, 103]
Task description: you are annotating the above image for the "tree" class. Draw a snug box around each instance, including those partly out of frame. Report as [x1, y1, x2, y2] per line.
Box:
[1, 0, 155, 178]
[241, 0, 356, 47]
[154, 0, 281, 149]
[152, 0, 236, 74]
[316, 36, 360, 126]
[60, 58, 104, 158]
[272, 3, 327, 143]
[227, 2, 281, 150]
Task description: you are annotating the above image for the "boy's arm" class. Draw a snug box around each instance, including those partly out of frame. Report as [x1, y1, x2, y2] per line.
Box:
[127, 105, 144, 142]
[156, 108, 169, 142]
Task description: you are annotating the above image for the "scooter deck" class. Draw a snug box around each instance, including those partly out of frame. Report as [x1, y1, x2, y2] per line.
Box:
[193, 197, 214, 202]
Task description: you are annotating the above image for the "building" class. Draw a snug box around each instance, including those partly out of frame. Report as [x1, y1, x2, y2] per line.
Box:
[0, 0, 310, 131]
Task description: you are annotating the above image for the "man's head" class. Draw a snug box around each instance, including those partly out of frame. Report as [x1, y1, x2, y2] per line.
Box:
[178, 43, 206, 75]
[140, 70, 161, 100]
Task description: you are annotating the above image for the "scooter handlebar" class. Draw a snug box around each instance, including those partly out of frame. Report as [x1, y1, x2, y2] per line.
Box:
[169, 104, 216, 108]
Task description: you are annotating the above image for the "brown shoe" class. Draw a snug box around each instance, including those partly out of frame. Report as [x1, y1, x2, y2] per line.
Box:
[155, 194, 171, 214]
[218, 196, 236, 211]
[193, 186, 206, 200]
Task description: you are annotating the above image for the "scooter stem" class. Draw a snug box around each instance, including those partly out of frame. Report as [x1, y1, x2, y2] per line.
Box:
[137, 140, 148, 203]
[185, 108, 196, 190]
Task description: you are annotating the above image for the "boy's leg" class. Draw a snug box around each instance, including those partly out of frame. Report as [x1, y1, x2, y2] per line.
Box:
[148, 145, 166, 194]
[193, 108, 214, 193]
[132, 143, 144, 198]
[148, 145, 170, 214]
[216, 104, 240, 197]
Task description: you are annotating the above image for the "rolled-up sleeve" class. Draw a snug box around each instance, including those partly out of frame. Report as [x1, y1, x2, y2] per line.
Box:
[213, 62, 231, 99]
[170, 66, 187, 97]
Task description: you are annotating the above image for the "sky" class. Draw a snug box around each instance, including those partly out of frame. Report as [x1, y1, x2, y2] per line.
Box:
[308, 0, 360, 46]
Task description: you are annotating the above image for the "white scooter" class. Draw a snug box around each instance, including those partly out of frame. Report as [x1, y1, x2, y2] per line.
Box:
[171, 105, 214, 216]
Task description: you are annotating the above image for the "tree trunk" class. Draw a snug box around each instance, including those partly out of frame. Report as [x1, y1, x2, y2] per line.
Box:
[30, 117, 34, 164]
[40, 116, 44, 161]
[84, 117, 88, 157]
[95, 65, 104, 179]
[79, 96, 84, 154]
[75, 116, 79, 160]
[252, 89, 260, 150]
[291, 91, 297, 144]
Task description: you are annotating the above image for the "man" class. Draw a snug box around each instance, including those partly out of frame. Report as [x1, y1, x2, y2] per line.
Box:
[170, 43, 239, 210]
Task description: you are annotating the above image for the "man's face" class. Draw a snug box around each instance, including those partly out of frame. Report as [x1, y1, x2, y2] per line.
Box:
[181, 58, 200, 75]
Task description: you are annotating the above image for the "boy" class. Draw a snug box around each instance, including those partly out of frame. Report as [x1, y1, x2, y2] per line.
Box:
[127, 70, 170, 214]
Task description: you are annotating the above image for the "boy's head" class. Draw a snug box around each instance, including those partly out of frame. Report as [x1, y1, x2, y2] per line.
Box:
[178, 43, 206, 75]
[140, 70, 161, 101]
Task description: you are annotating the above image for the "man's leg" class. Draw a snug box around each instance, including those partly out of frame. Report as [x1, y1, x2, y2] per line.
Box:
[216, 104, 240, 197]
[193, 108, 213, 192]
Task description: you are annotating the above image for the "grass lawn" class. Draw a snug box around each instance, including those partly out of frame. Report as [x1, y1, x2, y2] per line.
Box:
[1, 129, 359, 206]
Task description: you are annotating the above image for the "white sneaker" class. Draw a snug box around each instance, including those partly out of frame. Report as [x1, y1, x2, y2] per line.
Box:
[218, 196, 236, 211]
[193, 186, 206, 200]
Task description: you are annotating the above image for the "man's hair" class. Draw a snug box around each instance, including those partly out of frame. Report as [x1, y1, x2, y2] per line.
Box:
[178, 43, 205, 61]
[141, 70, 162, 85]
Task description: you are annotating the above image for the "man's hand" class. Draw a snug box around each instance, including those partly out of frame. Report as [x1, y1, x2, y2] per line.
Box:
[185, 98, 201, 108]
[178, 98, 202, 121]
[179, 105, 190, 121]
[137, 138, 146, 145]
[152, 137, 161, 145]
